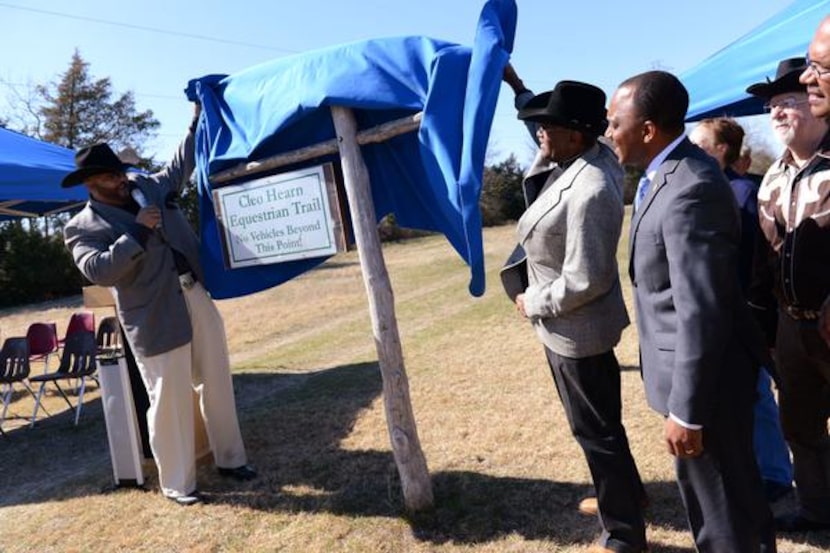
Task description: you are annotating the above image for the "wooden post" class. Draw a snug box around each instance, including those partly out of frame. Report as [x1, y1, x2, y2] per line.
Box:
[330, 106, 434, 512]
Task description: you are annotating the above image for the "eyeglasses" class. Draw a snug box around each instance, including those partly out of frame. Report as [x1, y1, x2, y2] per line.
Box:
[805, 54, 830, 80]
[763, 96, 809, 112]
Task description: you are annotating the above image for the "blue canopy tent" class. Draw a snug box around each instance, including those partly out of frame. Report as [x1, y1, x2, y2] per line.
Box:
[682, 0, 830, 121]
[0, 127, 83, 221]
[186, 0, 516, 300]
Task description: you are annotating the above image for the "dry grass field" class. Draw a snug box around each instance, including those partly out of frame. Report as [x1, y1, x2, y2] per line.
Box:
[0, 219, 828, 552]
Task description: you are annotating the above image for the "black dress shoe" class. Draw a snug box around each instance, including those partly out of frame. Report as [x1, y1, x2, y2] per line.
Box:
[775, 513, 830, 532]
[218, 464, 257, 481]
[166, 491, 203, 506]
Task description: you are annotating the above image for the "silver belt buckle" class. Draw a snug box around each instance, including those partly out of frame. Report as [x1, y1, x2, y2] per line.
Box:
[179, 272, 196, 290]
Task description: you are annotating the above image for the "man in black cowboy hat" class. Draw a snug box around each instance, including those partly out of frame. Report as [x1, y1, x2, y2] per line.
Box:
[62, 104, 256, 506]
[503, 67, 647, 553]
[748, 56, 830, 533]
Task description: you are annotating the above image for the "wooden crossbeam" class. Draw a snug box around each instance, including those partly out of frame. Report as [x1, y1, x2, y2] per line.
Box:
[211, 112, 422, 185]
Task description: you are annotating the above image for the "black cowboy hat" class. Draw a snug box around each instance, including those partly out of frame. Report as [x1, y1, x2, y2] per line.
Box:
[746, 57, 808, 99]
[518, 80, 608, 135]
[61, 143, 133, 188]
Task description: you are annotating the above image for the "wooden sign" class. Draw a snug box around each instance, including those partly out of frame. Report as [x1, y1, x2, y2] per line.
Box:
[208, 110, 433, 511]
[213, 163, 346, 269]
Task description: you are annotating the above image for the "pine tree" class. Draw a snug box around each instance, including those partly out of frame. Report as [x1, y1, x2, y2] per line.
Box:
[0, 51, 164, 306]
[480, 154, 525, 226]
[37, 49, 160, 151]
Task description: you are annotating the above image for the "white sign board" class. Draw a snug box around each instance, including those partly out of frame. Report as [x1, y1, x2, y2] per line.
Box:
[213, 163, 345, 269]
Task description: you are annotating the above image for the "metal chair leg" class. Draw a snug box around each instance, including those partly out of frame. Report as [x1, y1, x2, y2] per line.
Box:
[74, 379, 87, 426]
[23, 381, 49, 417]
[52, 382, 75, 413]
[30, 383, 47, 428]
[1, 385, 11, 426]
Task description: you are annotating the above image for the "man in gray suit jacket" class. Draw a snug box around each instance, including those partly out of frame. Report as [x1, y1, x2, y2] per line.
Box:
[607, 71, 775, 552]
[62, 104, 255, 506]
[504, 76, 647, 553]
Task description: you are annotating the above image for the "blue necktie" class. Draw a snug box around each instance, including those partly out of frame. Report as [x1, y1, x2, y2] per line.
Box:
[634, 174, 651, 212]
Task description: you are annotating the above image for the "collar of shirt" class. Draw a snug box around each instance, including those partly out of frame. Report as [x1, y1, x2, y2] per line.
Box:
[644, 133, 687, 182]
[776, 128, 830, 170]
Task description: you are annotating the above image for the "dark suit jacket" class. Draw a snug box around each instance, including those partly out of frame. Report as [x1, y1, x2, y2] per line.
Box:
[629, 138, 768, 427]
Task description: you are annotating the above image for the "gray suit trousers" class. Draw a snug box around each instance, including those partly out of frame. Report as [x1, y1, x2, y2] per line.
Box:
[674, 346, 775, 553]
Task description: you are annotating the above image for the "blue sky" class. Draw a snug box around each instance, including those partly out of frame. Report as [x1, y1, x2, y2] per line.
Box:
[0, 0, 795, 165]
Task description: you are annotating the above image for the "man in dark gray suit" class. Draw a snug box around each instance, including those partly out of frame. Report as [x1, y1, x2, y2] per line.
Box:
[606, 71, 775, 552]
[62, 104, 255, 506]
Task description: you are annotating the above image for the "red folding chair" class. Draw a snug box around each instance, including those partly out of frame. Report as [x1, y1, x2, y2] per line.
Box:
[56, 312, 98, 391]
[59, 312, 96, 346]
[26, 322, 59, 374]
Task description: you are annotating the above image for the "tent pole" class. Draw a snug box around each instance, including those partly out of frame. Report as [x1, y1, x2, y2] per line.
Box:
[330, 105, 433, 512]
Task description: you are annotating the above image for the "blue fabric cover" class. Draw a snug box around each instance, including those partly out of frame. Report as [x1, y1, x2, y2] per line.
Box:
[185, 0, 516, 299]
[682, 0, 830, 121]
[0, 128, 82, 221]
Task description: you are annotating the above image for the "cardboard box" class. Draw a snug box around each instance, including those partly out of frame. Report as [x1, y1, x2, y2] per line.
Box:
[82, 285, 115, 308]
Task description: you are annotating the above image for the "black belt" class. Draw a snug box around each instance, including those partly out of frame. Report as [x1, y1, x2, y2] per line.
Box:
[784, 304, 820, 321]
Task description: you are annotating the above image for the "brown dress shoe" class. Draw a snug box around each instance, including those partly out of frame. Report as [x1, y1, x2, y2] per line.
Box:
[585, 544, 613, 553]
[585, 546, 614, 553]
[586, 545, 649, 553]
[578, 495, 650, 516]
[578, 496, 600, 516]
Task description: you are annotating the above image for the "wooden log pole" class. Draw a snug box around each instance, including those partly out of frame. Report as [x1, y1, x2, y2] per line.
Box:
[211, 112, 422, 185]
[330, 105, 434, 512]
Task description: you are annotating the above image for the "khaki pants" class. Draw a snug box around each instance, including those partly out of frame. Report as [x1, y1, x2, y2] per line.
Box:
[129, 282, 247, 498]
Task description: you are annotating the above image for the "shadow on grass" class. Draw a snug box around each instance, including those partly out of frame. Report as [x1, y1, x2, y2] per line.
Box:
[0, 388, 111, 507]
[0, 363, 386, 510]
[406, 474, 696, 549]
[3, 361, 826, 551]
[194, 364, 700, 549]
